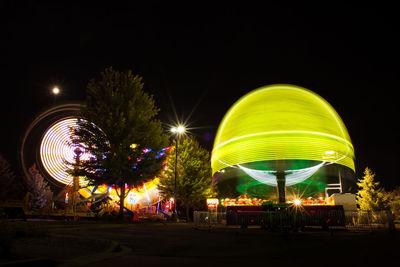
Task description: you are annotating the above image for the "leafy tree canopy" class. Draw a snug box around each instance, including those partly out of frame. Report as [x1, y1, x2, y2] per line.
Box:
[26, 164, 53, 210]
[387, 187, 400, 220]
[158, 136, 214, 220]
[0, 154, 16, 201]
[71, 67, 169, 215]
[356, 167, 389, 211]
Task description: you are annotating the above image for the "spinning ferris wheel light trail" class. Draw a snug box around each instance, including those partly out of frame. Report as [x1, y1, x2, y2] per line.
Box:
[18, 103, 165, 218]
[40, 118, 91, 186]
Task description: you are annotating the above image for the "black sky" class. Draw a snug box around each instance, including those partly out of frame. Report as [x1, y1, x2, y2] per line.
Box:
[1, 2, 399, 189]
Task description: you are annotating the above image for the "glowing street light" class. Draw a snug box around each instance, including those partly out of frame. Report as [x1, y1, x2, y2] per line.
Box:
[176, 125, 185, 134]
[170, 125, 186, 135]
[293, 199, 301, 206]
[170, 125, 186, 215]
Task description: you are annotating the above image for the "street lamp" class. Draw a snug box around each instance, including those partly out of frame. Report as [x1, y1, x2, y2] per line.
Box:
[73, 147, 82, 221]
[171, 125, 185, 135]
[170, 125, 186, 214]
[293, 199, 301, 206]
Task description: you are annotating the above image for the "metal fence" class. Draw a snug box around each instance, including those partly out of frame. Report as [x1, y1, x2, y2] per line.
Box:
[193, 210, 396, 231]
[344, 210, 394, 231]
[193, 211, 226, 228]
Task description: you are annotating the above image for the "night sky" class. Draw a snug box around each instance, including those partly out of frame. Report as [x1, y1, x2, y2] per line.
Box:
[1, 2, 399, 189]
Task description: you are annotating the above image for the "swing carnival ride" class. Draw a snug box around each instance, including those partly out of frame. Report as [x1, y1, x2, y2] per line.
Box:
[211, 84, 356, 204]
[20, 104, 170, 218]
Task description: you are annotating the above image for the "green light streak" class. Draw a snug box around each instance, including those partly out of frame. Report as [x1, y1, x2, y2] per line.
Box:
[235, 173, 327, 198]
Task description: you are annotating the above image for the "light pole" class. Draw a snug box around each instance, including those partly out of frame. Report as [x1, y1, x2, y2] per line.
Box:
[73, 147, 82, 221]
[170, 125, 185, 215]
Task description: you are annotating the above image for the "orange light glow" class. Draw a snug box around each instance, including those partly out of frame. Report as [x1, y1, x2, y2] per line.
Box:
[106, 178, 160, 211]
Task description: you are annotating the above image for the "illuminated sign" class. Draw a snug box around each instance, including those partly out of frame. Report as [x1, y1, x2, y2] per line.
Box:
[207, 198, 219, 209]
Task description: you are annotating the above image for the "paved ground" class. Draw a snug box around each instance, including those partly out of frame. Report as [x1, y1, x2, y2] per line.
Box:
[1, 221, 400, 266]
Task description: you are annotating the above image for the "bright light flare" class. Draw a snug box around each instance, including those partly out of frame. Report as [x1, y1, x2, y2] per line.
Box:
[130, 143, 138, 149]
[177, 125, 185, 134]
[293, 199, 301, 206]
[52, 87, 60, 95]
[170, 125, 186, 135]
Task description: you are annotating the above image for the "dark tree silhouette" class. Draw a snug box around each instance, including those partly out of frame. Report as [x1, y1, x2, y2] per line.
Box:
[26, 164, 53, 210]
[71, 67, 169, 217]
[0, 154, 16, 201]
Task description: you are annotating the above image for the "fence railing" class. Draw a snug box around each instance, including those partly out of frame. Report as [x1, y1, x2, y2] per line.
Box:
[193, 210, 396, 231]
[344, 210, 394, 230]
[193, 211, 226, 227]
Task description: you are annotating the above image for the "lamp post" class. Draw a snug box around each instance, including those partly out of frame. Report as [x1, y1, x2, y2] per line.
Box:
[73, 147, 82, 221]
[170, 125, 185, 214]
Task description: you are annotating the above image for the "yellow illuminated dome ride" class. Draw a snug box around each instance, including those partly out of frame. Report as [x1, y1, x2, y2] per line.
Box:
[211, 84, 355, 198]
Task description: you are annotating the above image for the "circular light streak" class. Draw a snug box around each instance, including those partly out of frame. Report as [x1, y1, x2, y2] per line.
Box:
[40, 118, 91, 186]
[211, 84, 355, 186]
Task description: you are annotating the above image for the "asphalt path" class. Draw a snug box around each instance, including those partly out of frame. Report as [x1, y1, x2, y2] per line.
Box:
[2, 222, 399, 266]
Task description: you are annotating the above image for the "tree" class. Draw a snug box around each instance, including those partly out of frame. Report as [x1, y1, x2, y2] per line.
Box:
[25, 164, 53, 210]
[387, 187, 400, 220]
[0, 154, 16, 201]
[356, 167, 389, 211]
[71, 67, 169, 217]
[158, 136, 213, 220]
[0, 154, 27, 201]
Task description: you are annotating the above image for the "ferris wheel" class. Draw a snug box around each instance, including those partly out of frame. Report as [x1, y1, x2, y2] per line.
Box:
[40, 117, 92, 186]
[20, 103, 87, 188]
[20, 103, 163, 211]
